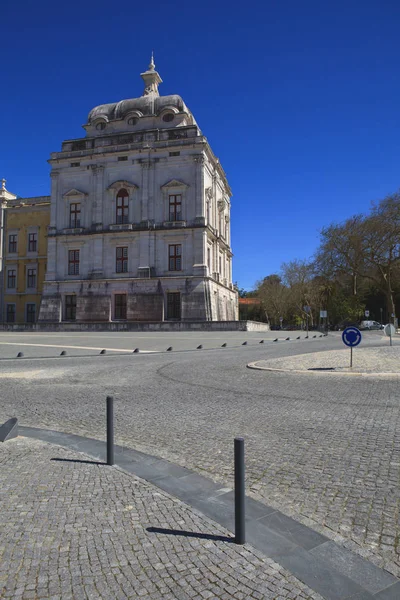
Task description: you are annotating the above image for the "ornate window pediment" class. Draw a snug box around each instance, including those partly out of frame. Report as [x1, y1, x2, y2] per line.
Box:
[63, 188, 87, 199]
[218, 199, 228, 212]
[108, 180, 138, 191]
[161, 179, 189, 190]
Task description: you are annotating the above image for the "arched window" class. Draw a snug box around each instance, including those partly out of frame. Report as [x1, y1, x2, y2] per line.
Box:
[116, 189, 129, 224]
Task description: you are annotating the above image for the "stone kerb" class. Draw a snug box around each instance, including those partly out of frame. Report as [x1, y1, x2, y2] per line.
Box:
[248, 346, 400, 377]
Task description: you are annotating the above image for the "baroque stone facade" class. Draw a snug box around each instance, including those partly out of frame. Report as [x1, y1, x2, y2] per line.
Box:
[39, 57, 238, 323]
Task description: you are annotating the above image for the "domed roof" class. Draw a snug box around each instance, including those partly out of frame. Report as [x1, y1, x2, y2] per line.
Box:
[88, 94, 187, 124]
[87, 56, 190, 124]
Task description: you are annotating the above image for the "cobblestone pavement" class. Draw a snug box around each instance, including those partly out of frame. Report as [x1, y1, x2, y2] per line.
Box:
[1, 333, 400, 578]
[249, 346, 400, 374]
[0, 437, 321, 600]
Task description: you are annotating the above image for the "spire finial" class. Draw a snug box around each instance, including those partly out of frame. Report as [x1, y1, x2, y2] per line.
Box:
[1, 178, 6, 190]
[141, 53, 162, 97]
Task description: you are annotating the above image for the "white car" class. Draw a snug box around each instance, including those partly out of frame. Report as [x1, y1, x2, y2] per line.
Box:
[360, 320, 384, 330]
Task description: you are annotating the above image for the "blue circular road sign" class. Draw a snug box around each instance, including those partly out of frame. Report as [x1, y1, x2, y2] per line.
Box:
[342, 327, 362, 347]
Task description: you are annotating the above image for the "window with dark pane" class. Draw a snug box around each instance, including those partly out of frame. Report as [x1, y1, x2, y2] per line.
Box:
[6, 304, 16, 323]
[26, 303, 36, 323]
[114, 294, 127, 319]
[65, 295, 76, 320]
[7, 269, 16, 289]
[8, 234, 17, 253]
[116, 247, 128, 273]
[116, 189, 129, 224]
[68, 250, 80, 275]
[169, 244, 182, 271]
[27, 268, 36, 288]
[167, 292, 181, 320]
[70, 203, 81, 228]
[28, 233, 37, 252]
[169, 194, 182, 221]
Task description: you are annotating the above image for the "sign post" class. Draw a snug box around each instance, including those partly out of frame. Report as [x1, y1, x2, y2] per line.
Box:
[384, 323, 395, 347]
[320, 310, 328, 334]
[365, 310, 369, 318]
[342, 327, 362, 368]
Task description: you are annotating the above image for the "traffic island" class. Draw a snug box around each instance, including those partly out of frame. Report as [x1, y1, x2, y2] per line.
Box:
[248, 346, 400, 377]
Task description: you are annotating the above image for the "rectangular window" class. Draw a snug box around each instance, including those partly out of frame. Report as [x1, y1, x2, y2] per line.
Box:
[70, 162, 80, 167]
[116, 195, 129, 224]
[167, 292, 181, 320]
[27, 268, 37, 289]
[28, 233, 37, 252]
[8, 234, 17, 253]
[26, 303, 36, 323]
[68, 249, 80, 275]
[169, 151, 180, 157]
[169, 194, 182, 221]
[7, 269, 16, 289]
[114, 294, 127, 319]
[116, 247, 128, 273]
[169, 244, 182, 271]
[65, 295, 76, 320]
[207, 248, 211, 270]
[70, 203, 81, 228]
[117, 156, 128, 161]
[6, 304, 16, 323]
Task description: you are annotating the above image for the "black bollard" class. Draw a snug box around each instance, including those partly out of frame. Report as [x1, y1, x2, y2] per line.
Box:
[133, 348, 140, 353]
[234, 437, 245, 544]
[167, 346, 173, 352]
[221, 343, 227, 347]
[259, 340, 264, 344]
[242, 341, 248, 346]
[106, 396, 114, 466]
[60, 350, 67, 356]
[197, 345, 203, 349]
[17, 352, 24, 358]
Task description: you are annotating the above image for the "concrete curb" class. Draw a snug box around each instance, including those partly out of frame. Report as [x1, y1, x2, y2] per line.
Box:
[247, 362, 400, 378]
[17, 425, 400, 600]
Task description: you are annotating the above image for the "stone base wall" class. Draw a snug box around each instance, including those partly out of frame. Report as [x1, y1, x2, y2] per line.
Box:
[38, 277, 238, 323]
[0, 320, 270, 332]
[127, 294, 164, 321]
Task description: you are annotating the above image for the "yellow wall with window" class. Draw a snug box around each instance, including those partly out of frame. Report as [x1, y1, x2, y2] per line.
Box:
[3, 197, 50, 323]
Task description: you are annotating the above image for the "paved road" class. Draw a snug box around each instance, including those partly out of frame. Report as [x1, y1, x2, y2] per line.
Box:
[1, 331, 399, 580]
[1, 437, 320, 600]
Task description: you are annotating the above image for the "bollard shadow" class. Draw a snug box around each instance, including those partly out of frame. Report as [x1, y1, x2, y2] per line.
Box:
[51, 458, 106, 466]
[146, 526, 233, 543]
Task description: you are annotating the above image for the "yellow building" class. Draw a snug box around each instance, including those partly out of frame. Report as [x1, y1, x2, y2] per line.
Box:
[3, 196, 50, 324]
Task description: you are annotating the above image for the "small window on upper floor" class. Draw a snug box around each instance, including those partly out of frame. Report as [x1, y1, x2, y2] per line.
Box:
[116, 189, 129, 224]
[96, 122, 106, 130]
[28, 233, 37, 252]
[169, 151, 180, 157]
[118, 156, 128, 161]
[8, 234, 17, 253]
[163, 113, 174, 123]
[70, 162, 80, 167]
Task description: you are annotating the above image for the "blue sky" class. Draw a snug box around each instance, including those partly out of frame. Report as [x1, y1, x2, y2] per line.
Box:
[2, 0, 400, 290]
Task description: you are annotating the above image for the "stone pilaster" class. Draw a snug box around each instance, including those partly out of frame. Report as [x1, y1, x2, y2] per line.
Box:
[193, 155, 205, 224]
[49, 170, 59, 229]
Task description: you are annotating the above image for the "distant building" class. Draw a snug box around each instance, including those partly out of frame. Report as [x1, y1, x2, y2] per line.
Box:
[39, 57, 238, 323]
[2, 190, 50, 323]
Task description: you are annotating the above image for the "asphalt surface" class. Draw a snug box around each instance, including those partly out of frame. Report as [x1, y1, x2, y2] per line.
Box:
[1, 330, 399, 580]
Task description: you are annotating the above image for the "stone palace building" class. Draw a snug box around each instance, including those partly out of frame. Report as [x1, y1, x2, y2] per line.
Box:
[38, 56, 238, 323]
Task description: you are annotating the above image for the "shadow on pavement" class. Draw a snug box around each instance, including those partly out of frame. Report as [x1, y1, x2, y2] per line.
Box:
[146, 526, 234, 543]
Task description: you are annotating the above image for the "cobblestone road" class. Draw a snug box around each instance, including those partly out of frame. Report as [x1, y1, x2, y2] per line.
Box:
[0, 438, 320, 600]
[1, 333, 400, 579]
